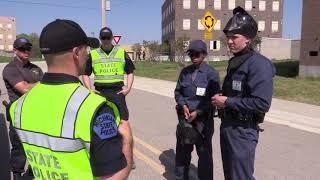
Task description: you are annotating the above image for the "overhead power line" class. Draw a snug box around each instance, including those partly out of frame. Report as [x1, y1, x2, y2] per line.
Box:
[0, 0, 98, 10]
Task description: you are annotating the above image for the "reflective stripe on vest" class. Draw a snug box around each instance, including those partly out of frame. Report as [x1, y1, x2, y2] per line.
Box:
[9, 83, 120, 179]
[13, 86, 91, 152]
[15, 129, 90, 152]
[91, 47, 125, 84]
[13, 94, 26, 128]
[61, 86, 90, 138]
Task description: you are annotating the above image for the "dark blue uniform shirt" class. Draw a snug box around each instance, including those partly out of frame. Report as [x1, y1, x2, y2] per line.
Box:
[175, 62, 220, 115]
[224, 52, 276, 114]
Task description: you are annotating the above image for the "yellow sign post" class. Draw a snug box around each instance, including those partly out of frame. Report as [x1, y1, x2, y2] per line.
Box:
[201, 11, 217, 40]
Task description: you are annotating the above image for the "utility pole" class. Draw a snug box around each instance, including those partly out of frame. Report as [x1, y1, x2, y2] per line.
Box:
[101, 0, 106, 28]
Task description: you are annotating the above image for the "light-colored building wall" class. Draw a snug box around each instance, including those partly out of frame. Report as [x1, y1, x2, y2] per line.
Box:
[260, 38, 300, 60]
[0, 16, 16, 53]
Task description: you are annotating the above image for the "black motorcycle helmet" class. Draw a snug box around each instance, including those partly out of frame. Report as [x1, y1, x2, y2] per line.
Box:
[223, 6, 258, 39]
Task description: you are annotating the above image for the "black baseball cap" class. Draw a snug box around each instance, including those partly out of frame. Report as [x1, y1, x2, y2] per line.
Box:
[187, 40, 207, 54]
[13, 38, 32, 49]
[99, 27, 113, 39]
[40, 19, 100, 54]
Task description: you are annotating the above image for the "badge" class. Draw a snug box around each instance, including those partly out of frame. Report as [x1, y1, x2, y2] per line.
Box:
[232, 80, 242, 91]
[93, 113, 118, 139]
[31, 68, 40, 75]
[196, 87, 206, 96]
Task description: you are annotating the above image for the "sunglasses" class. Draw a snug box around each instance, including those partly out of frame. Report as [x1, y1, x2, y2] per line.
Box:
[100, 36, 112, 40]
[17, 46, 32, 52]
[187, 51, 201, 58]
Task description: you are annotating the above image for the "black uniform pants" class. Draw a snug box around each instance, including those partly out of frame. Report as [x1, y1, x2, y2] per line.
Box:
[98, 88, 129, 120]
[220, 121, 259, 180]
[4, 105, 27, 174]
[175, 115, 214, 180]
[0, 111, 10, 179]
[9, 124, 26, 174]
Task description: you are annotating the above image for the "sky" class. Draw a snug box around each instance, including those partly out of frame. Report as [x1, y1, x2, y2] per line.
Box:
[0, 0, 303, 44]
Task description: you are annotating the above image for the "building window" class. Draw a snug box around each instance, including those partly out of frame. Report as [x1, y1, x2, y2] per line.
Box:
[214, 20, 221, 30]
[272, 1, 280, 12]
[0, 34, 3, 39]
[8, 45, 13, 51]
[258, 21, 265, 31]
[214, 0, 221, 10]
[183, 0, 191, 9]
[7, 24, 12, 29]
[183, 19, 191, 30]
[8, 34, 12, 39]
[198, 19, 205, 30]
[245, 0, 252, 11]
[198, 0, 205, 9]
[0, 45, 4, 50]
[210, 40, 220, 51]
[271, 21, 279, 32]
[259, 1, 266, 11]
[228, 0, 236, 10]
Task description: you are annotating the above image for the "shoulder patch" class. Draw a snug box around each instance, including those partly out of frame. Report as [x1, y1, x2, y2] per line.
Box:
[93, 113, 118, 139]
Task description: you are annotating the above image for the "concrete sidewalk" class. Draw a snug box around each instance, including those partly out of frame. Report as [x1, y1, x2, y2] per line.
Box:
[133, 76, 320, 134]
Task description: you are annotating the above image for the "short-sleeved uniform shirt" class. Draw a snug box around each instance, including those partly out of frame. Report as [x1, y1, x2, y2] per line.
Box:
[84, 46, 135, 90]
[2, 58, 43, 102]
[38, 73, 127, 176]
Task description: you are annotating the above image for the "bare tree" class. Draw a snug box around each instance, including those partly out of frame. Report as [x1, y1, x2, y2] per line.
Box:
[132, 43, 142, 61]
[172, 35, 190, 66]
[142, 40, 160, 61]
[251, 36, 262, 52]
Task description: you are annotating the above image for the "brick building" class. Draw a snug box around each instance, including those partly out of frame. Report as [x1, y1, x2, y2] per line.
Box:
[299, 0, 320, 77]
[162, 0, 284, 59]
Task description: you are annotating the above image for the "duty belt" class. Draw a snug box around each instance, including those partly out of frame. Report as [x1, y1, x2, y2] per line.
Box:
[219, 108, 265, 123]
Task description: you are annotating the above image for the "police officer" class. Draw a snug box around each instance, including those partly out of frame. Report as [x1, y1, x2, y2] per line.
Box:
[212, 7, 276, 180]
[174, 40, 220, 180]
[9, 19, 131, 179]
[82, 27, 135, 169]
[3, 37, 43, 178]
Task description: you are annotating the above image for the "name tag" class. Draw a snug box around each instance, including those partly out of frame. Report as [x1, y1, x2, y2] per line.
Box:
[232, 80, 242, 91]
[196, 87, 206, 96]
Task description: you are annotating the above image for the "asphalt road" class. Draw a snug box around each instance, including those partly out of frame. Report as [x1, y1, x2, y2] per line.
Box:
[127, 89, 320, 180]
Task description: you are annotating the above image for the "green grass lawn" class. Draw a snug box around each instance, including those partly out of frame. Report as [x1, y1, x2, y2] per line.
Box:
[0, 56, 43, 63]
[134, 60, 320, 106]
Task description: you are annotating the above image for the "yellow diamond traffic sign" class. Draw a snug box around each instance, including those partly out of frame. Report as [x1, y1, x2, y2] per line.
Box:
[201, 11, 217, 33]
